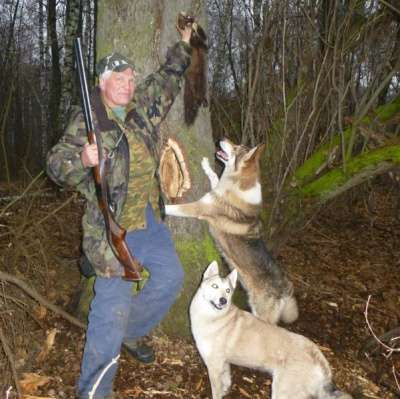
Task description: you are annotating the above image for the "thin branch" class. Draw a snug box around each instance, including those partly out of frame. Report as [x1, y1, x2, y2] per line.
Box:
[0, 271, 85, 330]
[0, 172, 44, 217]
[33, 194, 75, 227]
[364, 295, 400, 356]
[393, 365, 400, 392]
[379, 0, 400, 16]
[0, 324, 22, 397]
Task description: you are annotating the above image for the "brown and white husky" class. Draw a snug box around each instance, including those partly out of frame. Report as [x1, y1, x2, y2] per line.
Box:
[190, 261, 352, 399]
[165, 139, 298, 324]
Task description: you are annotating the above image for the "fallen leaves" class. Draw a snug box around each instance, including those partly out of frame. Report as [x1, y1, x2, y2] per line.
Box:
[36, 329, 59, 363]
[19, 373, 51, 395]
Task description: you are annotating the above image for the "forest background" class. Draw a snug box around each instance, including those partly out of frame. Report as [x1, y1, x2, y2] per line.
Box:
[0, 0, 400, 397]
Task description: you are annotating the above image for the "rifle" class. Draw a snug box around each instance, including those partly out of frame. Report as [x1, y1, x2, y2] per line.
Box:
[74, 37, 143, 281]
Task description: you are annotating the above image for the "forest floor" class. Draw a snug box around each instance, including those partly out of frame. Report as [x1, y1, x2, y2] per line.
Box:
[1, 178, 399, 399]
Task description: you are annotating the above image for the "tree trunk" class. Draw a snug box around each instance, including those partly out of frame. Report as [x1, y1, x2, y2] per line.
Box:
[61, 0, 83, 117]
[93, 0, 216, 337]
[47, 0, 62, 146]
[38, 0, 48, 164]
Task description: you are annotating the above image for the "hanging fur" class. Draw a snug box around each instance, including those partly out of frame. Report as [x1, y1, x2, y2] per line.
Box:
[177, 12, 208, 125]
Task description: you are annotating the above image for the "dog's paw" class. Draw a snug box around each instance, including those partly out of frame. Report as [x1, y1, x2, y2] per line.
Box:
[201, 157, 210, 171]
[201, 157, 219, 188]
[222, 377, 232, 394]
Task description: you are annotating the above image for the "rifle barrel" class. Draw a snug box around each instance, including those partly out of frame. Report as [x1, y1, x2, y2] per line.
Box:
[74, 38, 94, 133]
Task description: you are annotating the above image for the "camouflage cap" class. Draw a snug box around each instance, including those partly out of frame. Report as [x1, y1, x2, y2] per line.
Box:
[96, 52, 135, 76]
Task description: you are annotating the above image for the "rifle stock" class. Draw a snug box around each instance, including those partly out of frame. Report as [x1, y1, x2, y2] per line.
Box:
[75, 38, 143, 281]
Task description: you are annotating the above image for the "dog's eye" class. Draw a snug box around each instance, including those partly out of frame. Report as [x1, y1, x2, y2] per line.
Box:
[212, 283, 218, 289]
[226, 288, 231, 293]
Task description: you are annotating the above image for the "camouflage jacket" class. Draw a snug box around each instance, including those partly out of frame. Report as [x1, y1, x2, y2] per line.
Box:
[47, 41, 191, 277]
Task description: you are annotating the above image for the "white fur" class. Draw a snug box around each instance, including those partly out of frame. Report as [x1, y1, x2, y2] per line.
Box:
[164, 204, 187, 217]
[190, 262, 352, 399]
[200, 193, 215, 204]
[202, 157, 219, 189]
[235, 182, 262, 204]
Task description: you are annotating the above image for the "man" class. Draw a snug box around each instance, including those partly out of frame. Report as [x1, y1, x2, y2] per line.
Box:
[47, 22, 193, 399]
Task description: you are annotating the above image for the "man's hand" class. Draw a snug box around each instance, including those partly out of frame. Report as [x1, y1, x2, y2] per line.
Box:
[81, 142, 99, 168]
[177, 20, 192, 44]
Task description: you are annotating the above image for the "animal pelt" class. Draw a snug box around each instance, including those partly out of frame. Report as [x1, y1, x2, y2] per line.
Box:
[177, 12, 208, 125]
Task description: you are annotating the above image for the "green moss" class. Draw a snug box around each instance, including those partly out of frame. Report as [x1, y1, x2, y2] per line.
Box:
[76, 275, 96, 322]
[293, 95, 400, 187]
[160, 233, 221, 337]
[299, 145, 400, 200]
[97, 2, 157, 73]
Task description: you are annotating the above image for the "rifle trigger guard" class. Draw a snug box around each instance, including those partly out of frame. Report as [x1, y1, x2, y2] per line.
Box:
[109, 201, 116, 213]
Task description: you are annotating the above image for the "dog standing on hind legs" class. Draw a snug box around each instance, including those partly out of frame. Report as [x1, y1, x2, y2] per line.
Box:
[190, 261, 353, 399]
[165, 138, 298, 324]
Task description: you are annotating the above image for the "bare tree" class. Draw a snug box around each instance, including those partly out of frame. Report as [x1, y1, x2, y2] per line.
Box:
[208, 0, 400, 246]
[47, 0, 62, 146]
[61, 0, 83, 117]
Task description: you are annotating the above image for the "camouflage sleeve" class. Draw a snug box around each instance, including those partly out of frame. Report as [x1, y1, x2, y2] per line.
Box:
[134, 41, 192, 127]
[46, 107, 91, 187]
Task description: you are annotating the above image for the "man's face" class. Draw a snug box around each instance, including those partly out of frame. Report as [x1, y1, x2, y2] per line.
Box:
[99, 68, 135, 108]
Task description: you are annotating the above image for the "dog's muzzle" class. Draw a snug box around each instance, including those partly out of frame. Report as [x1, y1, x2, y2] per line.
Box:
[211, 297, 227, 310]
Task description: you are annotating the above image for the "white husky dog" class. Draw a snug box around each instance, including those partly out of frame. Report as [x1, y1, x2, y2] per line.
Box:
[190, 261, 353, 399]
[166, 139, 298, 324]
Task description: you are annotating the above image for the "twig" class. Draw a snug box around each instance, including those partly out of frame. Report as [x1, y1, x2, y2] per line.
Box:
[88, 355, 120, 399]
[0, 271, 86, 330]
[393, 365, 400, 392]
[0, 192, 56, 202]
[364, 295, 400, 395]
[364, 295, 400, 356]
[0, 324, 22, 397]
[0, 171, 44, 217]
[379, 0, 400, 16]
[33, 194, 76, 227]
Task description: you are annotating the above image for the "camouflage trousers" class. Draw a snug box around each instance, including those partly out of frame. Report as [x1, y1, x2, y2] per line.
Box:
[77, 204, 184, 399]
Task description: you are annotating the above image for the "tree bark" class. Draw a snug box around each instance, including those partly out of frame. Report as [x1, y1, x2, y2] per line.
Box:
[61, 0, 83, 117]
[47, 0, 62, 146]
[90, 0, 216, 337]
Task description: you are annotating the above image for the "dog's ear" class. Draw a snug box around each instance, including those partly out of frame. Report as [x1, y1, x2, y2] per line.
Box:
[243, 143, 266, 163]
[227, 269, 238, 289]
[203, 261, 219, 280]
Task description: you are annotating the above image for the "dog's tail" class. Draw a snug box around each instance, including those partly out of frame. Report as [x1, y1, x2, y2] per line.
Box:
[280, 295, 299, 324]
[318, 383, 353, 399]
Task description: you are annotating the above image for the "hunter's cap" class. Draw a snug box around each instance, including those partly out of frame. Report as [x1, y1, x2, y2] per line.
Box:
[96, 52, 135, 76]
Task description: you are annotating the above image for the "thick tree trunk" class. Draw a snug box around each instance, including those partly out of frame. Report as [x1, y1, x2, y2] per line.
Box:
[87, 0, 217, 337]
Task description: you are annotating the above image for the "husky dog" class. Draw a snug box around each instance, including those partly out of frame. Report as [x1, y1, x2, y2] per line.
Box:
[165, 139, 298, 324]
[190, 261, 353, 399]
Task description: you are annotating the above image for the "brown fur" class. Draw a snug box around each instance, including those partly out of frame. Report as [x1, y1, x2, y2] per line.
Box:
[177, 12, 208, 125]
[166, 140, 298, 324]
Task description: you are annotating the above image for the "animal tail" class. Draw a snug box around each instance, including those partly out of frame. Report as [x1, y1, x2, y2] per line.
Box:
[184, 76, 200, 125]
[280, 295, 299, 324]
[318, 383, 353, 399]
[183, 45, 208, 125]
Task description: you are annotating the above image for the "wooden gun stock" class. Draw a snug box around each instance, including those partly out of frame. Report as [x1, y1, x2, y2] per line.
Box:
[75, 39, 143, 281]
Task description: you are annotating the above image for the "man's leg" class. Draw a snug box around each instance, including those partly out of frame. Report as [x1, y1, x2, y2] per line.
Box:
[77, 277, 132, 399]
[124, 206, 184, 343]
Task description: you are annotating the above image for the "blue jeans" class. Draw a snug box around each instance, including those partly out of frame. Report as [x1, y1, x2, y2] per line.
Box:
[77, 204, 184, 399]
